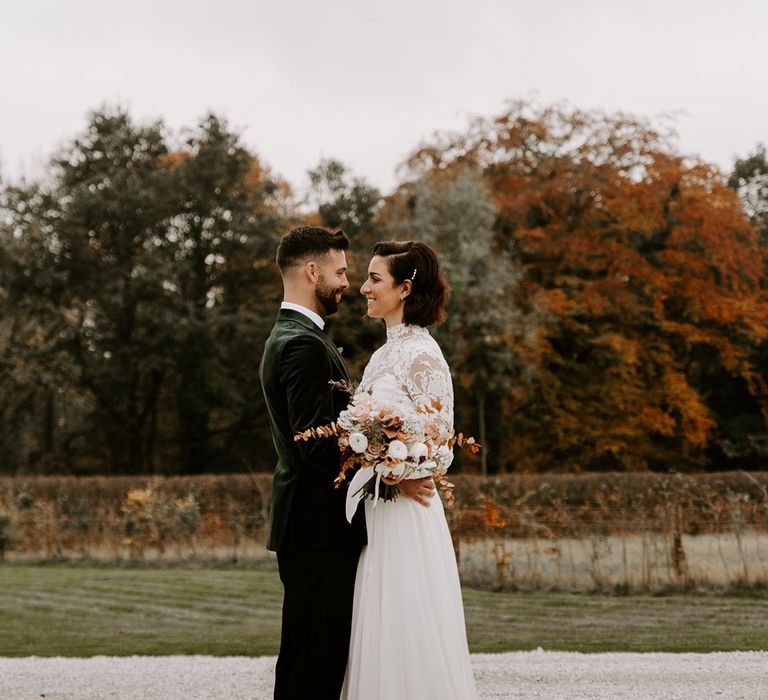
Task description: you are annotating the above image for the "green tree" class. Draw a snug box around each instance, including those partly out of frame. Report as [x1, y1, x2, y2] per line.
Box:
[161, 114, 285, 472]
[1, 108, 289, 475]
[306, 159, 384, 375]
[36, 108, 175, 472]
[307, 158, 382, 239]
[0, 186, 81, 471]
[729, 144, 768, 248]
[382, 167, 530, 474]
[729, 144, 768, 462]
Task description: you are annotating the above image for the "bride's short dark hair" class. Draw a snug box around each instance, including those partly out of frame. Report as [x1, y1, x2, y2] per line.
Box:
[372, 240, 450, 327]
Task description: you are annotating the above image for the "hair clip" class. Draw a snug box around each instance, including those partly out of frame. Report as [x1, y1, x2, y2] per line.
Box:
[411, 268, 417, 281]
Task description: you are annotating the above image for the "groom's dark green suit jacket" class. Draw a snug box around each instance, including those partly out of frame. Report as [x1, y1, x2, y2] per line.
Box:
[259, 309, 367, 552]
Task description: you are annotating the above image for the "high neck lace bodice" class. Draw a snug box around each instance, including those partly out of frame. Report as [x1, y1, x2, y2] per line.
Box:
[385, 323, 429, 343]
[358, 322, 455, 472]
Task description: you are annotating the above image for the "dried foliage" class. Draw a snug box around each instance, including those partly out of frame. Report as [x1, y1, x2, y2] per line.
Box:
[1, 472, 766, 591]
[449, 471, 768, 591]
[449, 471, 768, 538]
[0, 474, 271, 562]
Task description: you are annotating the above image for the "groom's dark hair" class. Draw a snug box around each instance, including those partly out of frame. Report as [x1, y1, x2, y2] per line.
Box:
[276, 226, 350, 272]
[372, 240, 450, 326]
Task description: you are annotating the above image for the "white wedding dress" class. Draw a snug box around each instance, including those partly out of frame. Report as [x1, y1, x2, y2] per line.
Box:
[341, 323, 478, 700]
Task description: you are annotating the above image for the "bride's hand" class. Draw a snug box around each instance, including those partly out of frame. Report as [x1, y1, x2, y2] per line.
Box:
[399, 476, 435, 507]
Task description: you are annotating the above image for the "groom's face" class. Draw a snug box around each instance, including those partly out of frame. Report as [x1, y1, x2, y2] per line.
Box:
[314, 249, 349, 316]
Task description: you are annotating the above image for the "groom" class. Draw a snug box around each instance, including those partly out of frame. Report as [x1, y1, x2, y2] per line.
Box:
[260, 226, 435, 699]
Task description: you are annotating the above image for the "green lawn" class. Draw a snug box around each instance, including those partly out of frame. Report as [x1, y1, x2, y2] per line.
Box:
[1, 562, 766, 657]
[463, 587, 768, 653]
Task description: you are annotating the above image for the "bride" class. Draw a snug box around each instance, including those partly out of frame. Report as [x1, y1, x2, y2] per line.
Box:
[341, 241, 478, 699]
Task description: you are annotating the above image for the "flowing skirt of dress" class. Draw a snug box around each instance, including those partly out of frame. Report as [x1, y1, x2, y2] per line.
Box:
[341, 490, 478, 700]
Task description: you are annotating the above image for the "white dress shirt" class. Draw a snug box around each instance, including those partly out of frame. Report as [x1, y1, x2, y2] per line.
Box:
[280, 301, 325, 330]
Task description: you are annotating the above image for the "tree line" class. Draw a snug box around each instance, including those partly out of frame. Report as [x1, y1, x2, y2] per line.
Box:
[1, 101, 767, 475]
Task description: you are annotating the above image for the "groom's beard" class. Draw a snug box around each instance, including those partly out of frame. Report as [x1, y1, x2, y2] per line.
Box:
[315, 274, 343, 316]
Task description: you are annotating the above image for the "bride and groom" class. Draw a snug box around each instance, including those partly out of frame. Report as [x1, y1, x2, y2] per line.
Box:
[259, 226, 477, 699]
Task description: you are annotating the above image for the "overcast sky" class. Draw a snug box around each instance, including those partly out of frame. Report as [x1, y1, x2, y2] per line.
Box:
[2, 0, 766, 195]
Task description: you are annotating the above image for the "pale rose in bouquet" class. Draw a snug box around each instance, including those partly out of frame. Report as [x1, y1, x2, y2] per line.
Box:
[294, 386, 479, 522]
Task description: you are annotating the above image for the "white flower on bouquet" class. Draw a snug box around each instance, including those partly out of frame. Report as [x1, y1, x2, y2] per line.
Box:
[337, 412, 355, 432]
[389, 461, 406, 477]
[348, 432, 369, 453]
[401, 413, 425, 436]
[408, 441, 429, 462]
[387, 439, 408, 461]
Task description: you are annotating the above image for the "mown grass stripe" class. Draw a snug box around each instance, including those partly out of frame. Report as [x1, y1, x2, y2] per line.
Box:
[1, 564, 767, 657]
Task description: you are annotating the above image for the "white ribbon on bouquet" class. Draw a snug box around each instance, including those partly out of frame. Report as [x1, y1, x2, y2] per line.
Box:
[345, 466, 378, 523]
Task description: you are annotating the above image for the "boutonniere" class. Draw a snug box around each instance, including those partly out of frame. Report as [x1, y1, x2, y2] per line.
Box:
[337, 347, 344, 355]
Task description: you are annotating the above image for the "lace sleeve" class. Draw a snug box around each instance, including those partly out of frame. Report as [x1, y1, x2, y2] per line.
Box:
[406, 348, 455, 474]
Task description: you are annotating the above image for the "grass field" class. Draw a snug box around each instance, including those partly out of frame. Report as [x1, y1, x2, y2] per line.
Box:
[1, 562, 766, 657]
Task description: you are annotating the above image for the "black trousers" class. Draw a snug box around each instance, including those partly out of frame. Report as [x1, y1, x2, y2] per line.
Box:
[275, 547, 361, 700]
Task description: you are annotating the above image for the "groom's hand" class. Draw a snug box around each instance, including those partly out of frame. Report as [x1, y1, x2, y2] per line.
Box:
[399, 476, 435, 507]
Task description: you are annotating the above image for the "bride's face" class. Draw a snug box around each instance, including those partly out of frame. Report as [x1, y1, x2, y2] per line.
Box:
[360, 255, 405, 324]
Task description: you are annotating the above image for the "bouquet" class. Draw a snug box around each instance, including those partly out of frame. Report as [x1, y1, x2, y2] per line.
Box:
[294, 383, 479, 522]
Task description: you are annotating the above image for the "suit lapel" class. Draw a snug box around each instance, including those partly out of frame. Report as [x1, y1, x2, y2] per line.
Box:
[276, 309, 349, 379]
[310, 325, 348, 373]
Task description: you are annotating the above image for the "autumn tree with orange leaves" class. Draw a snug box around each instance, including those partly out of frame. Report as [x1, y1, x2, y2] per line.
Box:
[395, 100, 768, 472]
[2, 101, 766, 475]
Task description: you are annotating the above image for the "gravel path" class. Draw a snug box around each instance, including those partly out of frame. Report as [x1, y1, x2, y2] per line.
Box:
[1, 651, 766, 699]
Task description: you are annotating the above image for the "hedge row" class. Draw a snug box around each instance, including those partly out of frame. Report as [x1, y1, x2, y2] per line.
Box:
[1, 472, 765, 558]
